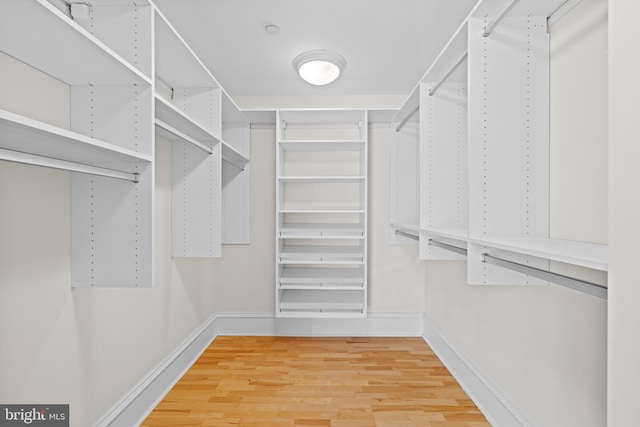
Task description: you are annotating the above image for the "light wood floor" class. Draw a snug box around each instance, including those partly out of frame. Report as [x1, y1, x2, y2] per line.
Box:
[142, 336, 489, 427]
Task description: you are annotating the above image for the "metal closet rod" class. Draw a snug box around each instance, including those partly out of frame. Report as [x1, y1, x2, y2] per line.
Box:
[482, 0, 522, 37]
[0, 148, 139, 183]
[428, 52, 468, 97]
[429, 239, 468, 256]
[222, 155, 245, 171]
[395, 229, 419, 241]
[481, 253, 608, 299]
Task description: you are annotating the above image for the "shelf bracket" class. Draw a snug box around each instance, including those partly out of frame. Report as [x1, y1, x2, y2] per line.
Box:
[481, 253, 608, 299]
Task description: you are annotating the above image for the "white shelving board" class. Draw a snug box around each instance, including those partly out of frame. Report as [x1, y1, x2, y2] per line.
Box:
[0, 110, 151, 169]
[0, 0, 150, 86]
[276, 109, 368, 318]
[469, 237, 607, 271]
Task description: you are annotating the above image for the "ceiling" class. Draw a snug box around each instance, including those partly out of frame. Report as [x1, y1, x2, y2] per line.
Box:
[152, 0, 478, 98]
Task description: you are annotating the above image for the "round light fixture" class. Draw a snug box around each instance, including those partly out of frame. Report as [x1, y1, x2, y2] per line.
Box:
[292, 50, 346, 86]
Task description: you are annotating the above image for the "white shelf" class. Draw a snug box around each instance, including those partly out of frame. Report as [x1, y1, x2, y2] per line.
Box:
[278, 109, 366, 125]
[279, 267, 364, 290]
[423, 228, 468, 242]
[154, 7, 220, 88]
[280, 267, 364, 283]
[280, 223, 365, 238]
[279, 140, 365, 152]
[0, 0, 150, 86]
[0, 110, 151, 170]
[279, 289, 365, 311]
[278, 176, 365, 183]
[279, 209, 365, 214]
[221, 141, 250, 170]
[279, 245, 364, 263]
[154, 96, 219, 148]
[470, 237, 608, 271]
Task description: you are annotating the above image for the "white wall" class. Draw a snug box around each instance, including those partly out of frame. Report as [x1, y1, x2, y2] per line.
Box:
[0, 52, 218, 426]
[608, 0, 640, 425]
[216, 96, 428, 315]
[424, 0, 608, 426]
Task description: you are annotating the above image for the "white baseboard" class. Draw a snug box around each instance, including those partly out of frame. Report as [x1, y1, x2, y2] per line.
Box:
[215, 312, 425, 336]
[95, 312, 529, 427]
[422, 315, 534, 427]
[93, 313, 219, 427]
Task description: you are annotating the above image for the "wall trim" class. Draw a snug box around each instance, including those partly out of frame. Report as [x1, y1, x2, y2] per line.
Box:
[95, 313, 530, 427]
[422, 315, 534, 427]
[214, 312, 425, 336]
[93, 313, 220, 427]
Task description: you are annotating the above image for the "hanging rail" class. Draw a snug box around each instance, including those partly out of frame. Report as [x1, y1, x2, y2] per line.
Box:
[429, 239, 467, 256]
[395, 105, 420, 133]
[395, 229, 419, 241]
[482, 0, 522, 37]
[481, 253, 608, 299]
[429, 52, 468, 96]
[0, 148, 139, 183]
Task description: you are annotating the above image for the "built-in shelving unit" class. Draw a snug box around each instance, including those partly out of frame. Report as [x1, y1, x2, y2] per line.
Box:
[390, 0, 607, 298]
[276, 109, 368, 317]
[153, 6, 250, 256]
[1, 0, 154, 287]
[0, 0, 251, 285]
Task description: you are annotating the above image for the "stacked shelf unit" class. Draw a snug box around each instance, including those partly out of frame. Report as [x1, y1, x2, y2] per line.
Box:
[276, 110, 368, 318]
[0, 0, 250, 286]
[153, 7, 250, 257]
[0, 0, 154, 287]
[390, 0, 607, 297]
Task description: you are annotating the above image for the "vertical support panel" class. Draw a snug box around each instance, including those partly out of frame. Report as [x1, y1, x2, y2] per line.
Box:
[74, 4, 153, 79]
[172, 142, 221, 257]
[71, 161, 153, 287]
[222, 122, 251, 244]
[420, 82, 468, 260]
[389, 120, 419, 245]
[467, 16, 550, 284]
[173, 87, 222, 139]
[70, 83, 153, 287]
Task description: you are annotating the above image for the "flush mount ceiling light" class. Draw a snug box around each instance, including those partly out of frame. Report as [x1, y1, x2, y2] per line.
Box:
[293, 50, 346, 86]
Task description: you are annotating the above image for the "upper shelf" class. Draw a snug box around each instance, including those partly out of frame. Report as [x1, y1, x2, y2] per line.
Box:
[155, 96, 219, 148]
[0, 0, 150, 86]
[0, 109, 151, 170]
[279, 140, 365, 152]
[279, 109, 367, 126]
[470, 236, 608, 271]
[154, 7, 220, 88]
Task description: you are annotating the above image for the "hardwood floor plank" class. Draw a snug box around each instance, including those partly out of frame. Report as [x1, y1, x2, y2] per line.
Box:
[142, 337, 489, 427]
